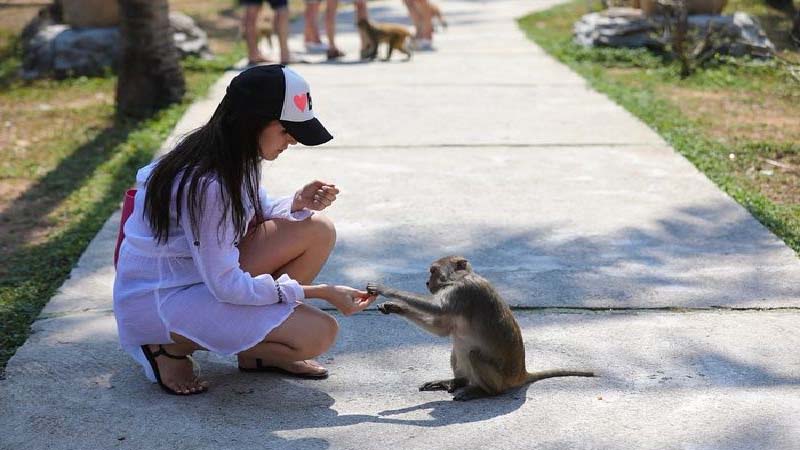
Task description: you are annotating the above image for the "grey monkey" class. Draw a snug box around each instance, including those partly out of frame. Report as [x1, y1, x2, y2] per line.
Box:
[367, 256, 594, 401]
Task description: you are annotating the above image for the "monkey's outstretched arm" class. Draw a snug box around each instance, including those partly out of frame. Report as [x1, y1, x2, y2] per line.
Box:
[367, 282, 452, 336]
[366, 283, 436, 311]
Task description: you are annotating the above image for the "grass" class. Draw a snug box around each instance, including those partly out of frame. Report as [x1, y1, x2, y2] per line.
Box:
[518, 0, 800, 254]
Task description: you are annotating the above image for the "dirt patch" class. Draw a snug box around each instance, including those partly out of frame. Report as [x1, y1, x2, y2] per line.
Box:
[742, 153, 800, 206]
[661, 86, 800, 207]
[661, 86, 800, 144]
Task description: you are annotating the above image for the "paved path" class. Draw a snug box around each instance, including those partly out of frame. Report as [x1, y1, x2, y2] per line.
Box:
[2, 1, 800, 449]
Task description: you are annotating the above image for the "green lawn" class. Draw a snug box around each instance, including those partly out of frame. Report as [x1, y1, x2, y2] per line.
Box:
[518, 0, 800, 255]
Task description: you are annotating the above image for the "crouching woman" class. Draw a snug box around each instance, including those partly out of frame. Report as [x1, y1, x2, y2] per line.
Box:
[113, 65, 375, 396]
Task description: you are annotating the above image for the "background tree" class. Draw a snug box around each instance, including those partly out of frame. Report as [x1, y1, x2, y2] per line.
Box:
[116, 0, 185, 118]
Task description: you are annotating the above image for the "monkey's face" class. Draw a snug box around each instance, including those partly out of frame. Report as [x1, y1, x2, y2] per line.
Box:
[427, 256, 472, 293]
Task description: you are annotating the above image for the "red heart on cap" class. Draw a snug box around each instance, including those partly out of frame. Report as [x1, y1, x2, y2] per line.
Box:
[293, 94, 307, 112]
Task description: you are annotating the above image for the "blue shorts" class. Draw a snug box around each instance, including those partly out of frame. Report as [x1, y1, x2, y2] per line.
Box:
[240, 0, 288, 10]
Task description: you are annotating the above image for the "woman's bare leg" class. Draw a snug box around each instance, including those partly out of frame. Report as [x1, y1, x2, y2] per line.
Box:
[145, 333, 207, 395]
[236, 214, 338, 374]
[304, 1, 322, 44]
[237, 214, 337, 284]
[325, 0, 342, 57]
[237, 303, 338, 373]
[144, 215, 337, 392]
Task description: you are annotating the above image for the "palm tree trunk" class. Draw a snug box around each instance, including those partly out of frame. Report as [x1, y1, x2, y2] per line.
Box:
[792, 9, 800, 45]
[116, 0, 185, 118]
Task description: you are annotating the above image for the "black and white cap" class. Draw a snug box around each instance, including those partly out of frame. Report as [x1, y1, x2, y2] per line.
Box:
[227, 64, 333, 146]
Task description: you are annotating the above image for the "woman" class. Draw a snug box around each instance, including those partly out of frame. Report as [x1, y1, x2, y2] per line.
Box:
[113, 65, 376, 396]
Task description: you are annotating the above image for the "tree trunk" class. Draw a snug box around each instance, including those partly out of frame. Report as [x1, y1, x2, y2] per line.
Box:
[793, 9, 800, 45]
[116, 0, 185, 118]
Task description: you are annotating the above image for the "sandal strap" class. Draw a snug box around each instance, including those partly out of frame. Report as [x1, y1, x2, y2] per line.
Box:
[151, 344, 188, 360]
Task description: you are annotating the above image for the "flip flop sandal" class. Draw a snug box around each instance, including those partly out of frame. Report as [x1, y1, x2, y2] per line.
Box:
[141, 344, 207, 395]
[247, 57, 276, 66]
[238, 358, 329, 379]
[326, 49, 346, 60]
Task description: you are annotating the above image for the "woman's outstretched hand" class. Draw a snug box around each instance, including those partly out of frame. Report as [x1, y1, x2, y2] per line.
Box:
[323, 285, 377, 316]
[292, 180, 339, 212]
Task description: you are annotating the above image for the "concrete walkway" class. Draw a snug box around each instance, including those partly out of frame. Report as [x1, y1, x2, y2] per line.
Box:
[2, 1, 800, 449]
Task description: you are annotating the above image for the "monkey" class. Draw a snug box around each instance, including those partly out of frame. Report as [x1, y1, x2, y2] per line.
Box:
[357, 18, 413, 61]
[367, 256, 594, 401]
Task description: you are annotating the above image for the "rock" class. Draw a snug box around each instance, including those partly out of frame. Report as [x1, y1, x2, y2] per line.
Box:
[169, 11, 213, 60]
[21, 11, 212, 80]
[53, 27, 120, 78]
[573, 8, 661, 48]
[574, 8, 775, 57]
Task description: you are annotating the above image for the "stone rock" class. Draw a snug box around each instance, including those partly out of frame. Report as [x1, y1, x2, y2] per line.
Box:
[574, 8, 775, 57]
[573, 8, 661, 48]
[169, 11, 213, 60]
[21, 11, 212, 80]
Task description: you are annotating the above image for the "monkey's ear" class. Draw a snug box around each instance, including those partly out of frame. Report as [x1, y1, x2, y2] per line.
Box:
[455, 259, 469, 271]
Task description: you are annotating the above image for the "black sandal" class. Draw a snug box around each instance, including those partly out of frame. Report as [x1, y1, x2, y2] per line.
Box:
[238, 358, 329, 379]
[140, 344, 207, 395]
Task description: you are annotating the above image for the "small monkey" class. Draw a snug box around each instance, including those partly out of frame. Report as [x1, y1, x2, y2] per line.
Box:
[367, 256, 594, 401]
[357, 18, 413, 61]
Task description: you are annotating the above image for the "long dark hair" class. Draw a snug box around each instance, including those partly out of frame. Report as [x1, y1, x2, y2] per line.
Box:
[144, 95, 271, 245]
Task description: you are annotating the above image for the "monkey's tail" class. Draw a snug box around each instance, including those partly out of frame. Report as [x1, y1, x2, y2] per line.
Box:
[438, 14, 448, 30]
[525, 370, 595, 384]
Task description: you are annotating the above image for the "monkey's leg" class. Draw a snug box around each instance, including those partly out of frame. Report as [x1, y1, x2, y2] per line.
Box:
[367, 40, 379, 60]
[401, 41, 412, 60]
[452, 349, 505, 401]
[383, 41, 396, 61]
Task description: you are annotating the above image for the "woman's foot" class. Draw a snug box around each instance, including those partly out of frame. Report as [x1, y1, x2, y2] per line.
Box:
[305, 41, 330, 53]
[280, 54, 309, 65]
[326, 48, 345, 60]
[238, 356, 329, 378]
[248, 54, 276, 66]
[143, 344, 208, 395]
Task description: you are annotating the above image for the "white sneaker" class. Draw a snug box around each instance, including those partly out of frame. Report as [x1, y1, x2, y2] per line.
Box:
[414, 38, 434, 51]
[305, 41, 329, 54]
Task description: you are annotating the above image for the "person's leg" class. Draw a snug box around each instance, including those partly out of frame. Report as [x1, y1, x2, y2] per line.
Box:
[237, 303, 338, 374]
[419, 0, 434, 41]
[324, 0, 343, 58]
[272, 3, 292, 63]
[304, 1, 322, 44]
[144, 333, 208, 395]
[236, 215, 338, 374]
[143, 215, 337, 392]
[242, 2, 271, 63]
[402, 0, 423, 38]
[354, 0, 370, 54]
[237, 215, 336, 284]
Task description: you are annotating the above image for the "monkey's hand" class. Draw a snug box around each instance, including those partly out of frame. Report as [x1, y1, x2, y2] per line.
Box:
[377, 301, 405, 315]
[366, 282, 387, 297]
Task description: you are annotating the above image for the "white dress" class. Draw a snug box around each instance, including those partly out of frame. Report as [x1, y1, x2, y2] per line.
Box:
[113, 162, 312, 382]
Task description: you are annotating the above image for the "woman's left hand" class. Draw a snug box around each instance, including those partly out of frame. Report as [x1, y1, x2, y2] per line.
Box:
[292, 180, 339, 212]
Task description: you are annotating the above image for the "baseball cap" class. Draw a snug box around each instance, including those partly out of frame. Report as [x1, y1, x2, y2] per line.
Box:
[226, 64, 332, 146]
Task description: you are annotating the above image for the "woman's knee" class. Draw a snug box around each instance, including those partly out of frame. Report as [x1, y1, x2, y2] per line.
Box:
[302, 310, 339, 356]
[308, 214, 336, 249]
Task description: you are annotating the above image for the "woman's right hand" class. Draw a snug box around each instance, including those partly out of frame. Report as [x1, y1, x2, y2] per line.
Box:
[323, 285, 377, 316]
